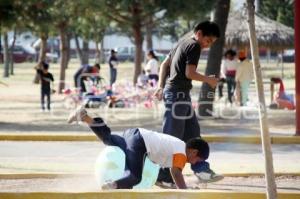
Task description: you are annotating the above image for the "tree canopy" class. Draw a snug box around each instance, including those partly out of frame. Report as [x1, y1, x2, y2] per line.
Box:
[258, 0, 294, 28]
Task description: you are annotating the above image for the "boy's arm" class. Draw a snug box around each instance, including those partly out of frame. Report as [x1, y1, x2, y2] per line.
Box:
[170, 167, 187, 189]
[185, 64, 219, 89]
[153, 56, 171, 100]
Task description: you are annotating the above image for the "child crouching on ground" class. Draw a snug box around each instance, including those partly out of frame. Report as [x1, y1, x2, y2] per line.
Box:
[67, 107, 210, 189]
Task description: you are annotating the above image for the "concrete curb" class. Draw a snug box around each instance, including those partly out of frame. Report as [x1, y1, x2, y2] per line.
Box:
[1, 172, 299, 179]
[0, 191, 299, 199]
[0, 133, 300, 144]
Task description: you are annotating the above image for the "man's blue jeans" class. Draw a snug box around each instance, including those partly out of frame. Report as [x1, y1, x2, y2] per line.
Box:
[158, 87, 210, 182]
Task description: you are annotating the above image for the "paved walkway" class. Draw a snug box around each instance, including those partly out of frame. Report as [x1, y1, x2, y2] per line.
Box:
[0, 141, 299, 192]
[0, 141, 299, 174]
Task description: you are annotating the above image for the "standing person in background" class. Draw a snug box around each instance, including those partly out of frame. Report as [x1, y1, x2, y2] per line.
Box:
[220, 49, 238, 104]
[235, 50, 253, 106]
[109, 50, 119, 86]
[153, 21, 223, 187]
[35, 62, 54, 112]
[144, 50, 159, 82]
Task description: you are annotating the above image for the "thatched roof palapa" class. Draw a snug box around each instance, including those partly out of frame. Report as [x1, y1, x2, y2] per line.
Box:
[181, 10, 294, 50]
[225, 11, 294, 50]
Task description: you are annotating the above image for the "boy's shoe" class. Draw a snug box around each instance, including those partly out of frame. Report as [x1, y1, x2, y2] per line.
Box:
[67, 106, 87, 124]
[195, 169, 224, 183]
[155, 181, 176, 189]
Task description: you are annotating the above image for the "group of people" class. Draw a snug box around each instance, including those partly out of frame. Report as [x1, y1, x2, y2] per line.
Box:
[68, 21, 223, 190]
[219, 49, 254, 106]
[34, 21, 256, 190]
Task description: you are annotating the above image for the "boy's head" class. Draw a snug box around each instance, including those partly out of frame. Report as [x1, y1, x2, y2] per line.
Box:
[42, 62, 49, 72]
[193, 21, 220, 49]
[186, 138, 209, 164]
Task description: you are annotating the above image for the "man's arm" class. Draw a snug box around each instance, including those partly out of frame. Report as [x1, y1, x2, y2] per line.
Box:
[153, 56, 171, 100]
[170, 167, 187, 189]
[185, 64, 219, 88]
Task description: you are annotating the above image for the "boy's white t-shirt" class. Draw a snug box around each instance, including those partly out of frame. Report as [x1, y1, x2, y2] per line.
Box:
[139, 128, 187, 170]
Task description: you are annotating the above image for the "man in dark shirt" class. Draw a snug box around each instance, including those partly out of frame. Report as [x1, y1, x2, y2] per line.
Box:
[35, 62, 54, 111]
[74, 63, 100, 93]
[154, 21, 223, 186]
[109, 49, 118, 86]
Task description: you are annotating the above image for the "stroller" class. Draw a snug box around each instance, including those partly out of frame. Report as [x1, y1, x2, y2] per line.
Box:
[63, 76, 109, 109]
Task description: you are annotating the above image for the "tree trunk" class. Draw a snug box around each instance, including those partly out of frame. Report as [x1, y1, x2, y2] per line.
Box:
[82, 39, 89, 65]
[9, 30, 17, 75]
[246, 1, 277, 198]
[3, 32, 9, 78]
[146, 17, 153, 51]
[100, 38, 105, 63]
[95, 41, 101, 64]
[198, 0, 230, 117]
[33, 33, 48, 84]
[133, 24, 143, 84]
[65, 32, 71, 68]
[58, 26, 69, 93]
[74, 34, 83, 65]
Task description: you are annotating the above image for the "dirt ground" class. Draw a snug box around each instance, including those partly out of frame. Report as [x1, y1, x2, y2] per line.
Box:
[0, 175, 299, 193]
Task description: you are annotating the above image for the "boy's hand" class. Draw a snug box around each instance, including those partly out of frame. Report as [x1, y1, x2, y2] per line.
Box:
[153, 87, 163, 101]
[101, 181, 117, 190]
[170, 167, 187, 189]
[206, 76, 219, 89]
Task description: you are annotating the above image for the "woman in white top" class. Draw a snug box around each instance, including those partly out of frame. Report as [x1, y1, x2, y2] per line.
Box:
[220, 49, 238, 104]
[144, 50, 159, 82]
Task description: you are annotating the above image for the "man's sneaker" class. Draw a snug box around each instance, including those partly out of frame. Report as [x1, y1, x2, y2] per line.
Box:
[155, 181, 176, 189]
[195, 169, 224, 183]
[67, 106, 87, 124]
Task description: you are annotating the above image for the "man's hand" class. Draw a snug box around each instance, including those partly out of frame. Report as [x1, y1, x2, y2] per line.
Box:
[206, 76, 219, 89]
[153, 87, 163, 101]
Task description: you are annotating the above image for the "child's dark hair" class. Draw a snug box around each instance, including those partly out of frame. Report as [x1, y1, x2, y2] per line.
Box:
[186, 138, 209, 160]
[42, 62, 49, 70]
[224, 49, 237, 57]
[94, 63, 101, 69]
[193, 21, 220, 38]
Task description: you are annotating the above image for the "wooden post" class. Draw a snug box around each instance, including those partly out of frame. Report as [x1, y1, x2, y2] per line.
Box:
[295, 0, 300, 136]
[246, 1, 278, 199]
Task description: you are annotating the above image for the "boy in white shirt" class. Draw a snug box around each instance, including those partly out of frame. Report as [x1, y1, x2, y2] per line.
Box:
[67, 107, 210, 189]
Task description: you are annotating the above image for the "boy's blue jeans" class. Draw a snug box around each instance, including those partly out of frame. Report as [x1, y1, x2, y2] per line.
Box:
[158, 87, 210, 182]
[89, 118, 146, 189]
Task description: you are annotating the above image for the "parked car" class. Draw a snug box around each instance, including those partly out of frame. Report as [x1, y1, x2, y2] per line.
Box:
[114, 46, 135, 62]
[278, 49, 295, 63]
[0, 45, 36, 63]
